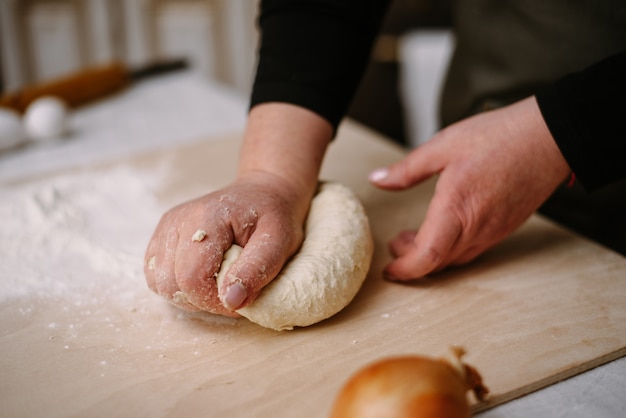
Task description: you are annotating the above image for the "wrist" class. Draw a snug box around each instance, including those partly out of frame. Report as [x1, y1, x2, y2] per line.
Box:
[238, 102, 332, 200]
[512, 97, 572, 186]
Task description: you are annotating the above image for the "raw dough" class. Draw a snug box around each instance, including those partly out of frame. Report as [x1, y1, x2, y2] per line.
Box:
[216, 182, 373, 331]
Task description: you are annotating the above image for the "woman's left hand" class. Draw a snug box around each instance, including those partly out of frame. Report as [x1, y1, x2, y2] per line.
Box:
[369, 96, 571, 280]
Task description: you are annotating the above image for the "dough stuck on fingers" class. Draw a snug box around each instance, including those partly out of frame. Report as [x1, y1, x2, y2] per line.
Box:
[173, 290, 191, 305]
[191, 229, 207, 242]
[147, 256, 156, 271]
[216, 182, 374, 331]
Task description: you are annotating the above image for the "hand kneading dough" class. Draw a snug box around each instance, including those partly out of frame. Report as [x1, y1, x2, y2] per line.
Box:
[217, 182, 373, 331]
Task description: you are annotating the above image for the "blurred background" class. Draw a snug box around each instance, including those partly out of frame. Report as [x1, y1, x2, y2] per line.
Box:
[0, 0, 455, 148]
[0, 0, 258, 95]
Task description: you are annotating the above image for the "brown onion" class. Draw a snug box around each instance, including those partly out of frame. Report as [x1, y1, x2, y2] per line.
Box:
[330, 347, 488, 418]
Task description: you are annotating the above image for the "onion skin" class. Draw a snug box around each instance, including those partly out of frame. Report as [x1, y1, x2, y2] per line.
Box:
[330, 349, 488, 418]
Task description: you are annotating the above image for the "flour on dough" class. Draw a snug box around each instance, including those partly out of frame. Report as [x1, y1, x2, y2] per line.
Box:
[216, 182, 373, 331]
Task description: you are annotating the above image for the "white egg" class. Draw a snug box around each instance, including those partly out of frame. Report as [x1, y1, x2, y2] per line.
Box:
[0, 107, 26, 150]
[23, 96, 69, 141]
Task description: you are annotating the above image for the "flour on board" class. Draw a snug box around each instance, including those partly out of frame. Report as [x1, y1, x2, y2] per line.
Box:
[0, 166, 165, 304]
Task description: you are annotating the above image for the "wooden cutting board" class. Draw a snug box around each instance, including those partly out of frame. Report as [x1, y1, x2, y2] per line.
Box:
[1, 121, 625, 417]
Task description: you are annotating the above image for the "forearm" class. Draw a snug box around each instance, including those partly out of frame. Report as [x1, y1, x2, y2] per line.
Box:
[238, 103, 333, 217]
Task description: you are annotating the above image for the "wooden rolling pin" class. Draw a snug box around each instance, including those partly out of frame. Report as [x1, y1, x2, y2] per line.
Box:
[0, 59, 188, 113]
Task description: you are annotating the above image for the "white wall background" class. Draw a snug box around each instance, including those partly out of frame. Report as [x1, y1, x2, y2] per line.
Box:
[0, 0, 259, 96]
[399, 29, 454, 147]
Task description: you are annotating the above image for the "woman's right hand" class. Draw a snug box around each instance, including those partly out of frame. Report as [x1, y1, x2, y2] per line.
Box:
[144, 172, 309, 316]
[144, 102, 334, 316]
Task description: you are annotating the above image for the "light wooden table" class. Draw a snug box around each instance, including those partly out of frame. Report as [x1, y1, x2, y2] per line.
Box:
[1, 73, 625, 417]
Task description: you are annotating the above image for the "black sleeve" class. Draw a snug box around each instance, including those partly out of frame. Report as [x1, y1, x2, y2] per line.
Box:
[536, 50, 626, 191]
[249, 0, 391, 130]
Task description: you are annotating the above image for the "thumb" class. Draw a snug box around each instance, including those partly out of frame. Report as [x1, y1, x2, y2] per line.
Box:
[384, 193, 462, 280]
[368, 143, 443, 190]
[217, 230, 293, 311]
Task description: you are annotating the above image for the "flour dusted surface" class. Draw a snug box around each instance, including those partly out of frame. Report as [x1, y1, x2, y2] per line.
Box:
[0, 166, 163, 304]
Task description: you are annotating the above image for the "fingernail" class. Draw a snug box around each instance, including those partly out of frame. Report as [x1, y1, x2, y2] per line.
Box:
[369, 168, 389, 183]
[223, 282, 247, 310]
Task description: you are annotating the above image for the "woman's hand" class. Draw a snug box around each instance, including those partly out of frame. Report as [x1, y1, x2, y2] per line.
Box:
[144, 173, 307, 316]
[144, 103, 333, 315]
[370, 96, 571, 280]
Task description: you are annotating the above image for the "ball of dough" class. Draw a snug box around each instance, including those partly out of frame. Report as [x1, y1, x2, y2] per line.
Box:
[23, 96, 69, 141]
[217, 182, 374, 331]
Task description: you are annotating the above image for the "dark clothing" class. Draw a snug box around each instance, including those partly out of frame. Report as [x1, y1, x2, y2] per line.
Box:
[536, 52, 626, 191]
[251, 0, 626, 190]
[250, 0, 391, 130]
[442, 0, 626, 126]
[250, 0, 626, 254]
